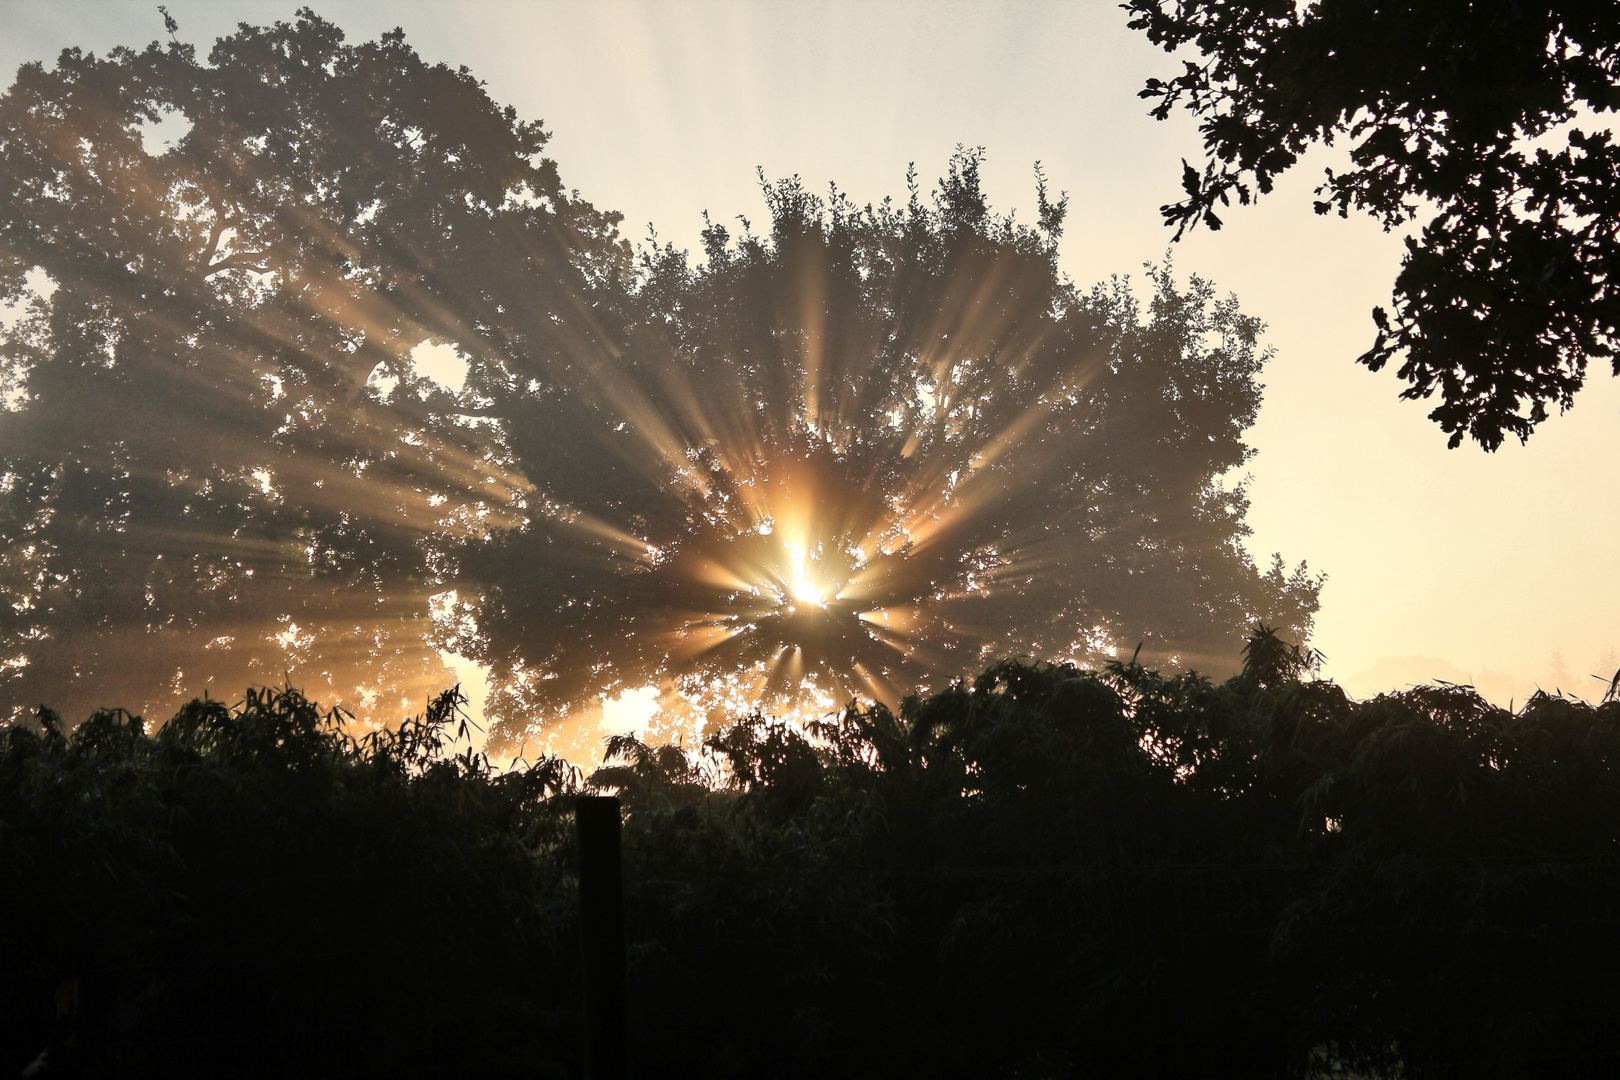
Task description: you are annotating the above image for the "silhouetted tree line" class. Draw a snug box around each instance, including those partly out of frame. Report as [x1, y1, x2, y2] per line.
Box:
[5, 630, 1618, 1079]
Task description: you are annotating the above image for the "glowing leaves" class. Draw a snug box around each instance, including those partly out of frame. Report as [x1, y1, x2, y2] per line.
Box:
[456, 154, 1320, 753]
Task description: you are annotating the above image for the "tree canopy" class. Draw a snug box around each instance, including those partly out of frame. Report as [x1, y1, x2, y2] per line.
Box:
[0, 11, 1316, 741]
[1128, 0, 1620, 449]
[6, 641, 1618, 1077]
[0, 10, 628, 721]
[454, 156, 1319, 751]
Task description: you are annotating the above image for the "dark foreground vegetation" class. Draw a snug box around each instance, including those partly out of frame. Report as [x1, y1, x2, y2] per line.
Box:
[4, 632, 1619, 1079]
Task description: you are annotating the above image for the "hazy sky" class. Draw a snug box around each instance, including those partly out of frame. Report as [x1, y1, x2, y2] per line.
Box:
[5, 0, 1617, 709]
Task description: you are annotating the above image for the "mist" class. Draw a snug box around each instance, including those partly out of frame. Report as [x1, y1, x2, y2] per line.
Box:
[0, 15, 1317, 753]
[5, 6, 1620, 1079]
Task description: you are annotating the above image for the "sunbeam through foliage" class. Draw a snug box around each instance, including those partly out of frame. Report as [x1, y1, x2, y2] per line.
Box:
[0, 12, 1317, 751]
[455, 158, 1321, 750]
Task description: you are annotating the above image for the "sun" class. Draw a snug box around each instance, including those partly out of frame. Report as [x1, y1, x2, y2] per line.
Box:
[440, 156, 1315, 754]
[783, 544, 833, 608]
[790, 581, 829, 607]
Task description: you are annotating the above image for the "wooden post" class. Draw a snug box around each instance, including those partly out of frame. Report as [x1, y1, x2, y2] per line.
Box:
[576, 795, 628, 1080]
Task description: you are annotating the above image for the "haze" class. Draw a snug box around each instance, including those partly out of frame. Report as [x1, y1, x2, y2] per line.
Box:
[3, 0, 1615, 740]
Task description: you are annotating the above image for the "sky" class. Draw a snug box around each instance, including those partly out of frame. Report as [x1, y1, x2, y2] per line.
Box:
[4, 0, 1616, 720]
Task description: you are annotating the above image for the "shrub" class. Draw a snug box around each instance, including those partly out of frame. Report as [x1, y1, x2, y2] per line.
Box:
[5, 632, 1618, 1078]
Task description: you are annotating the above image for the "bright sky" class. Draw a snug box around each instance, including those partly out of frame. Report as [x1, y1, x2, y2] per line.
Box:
[6, 0, 1617, 712]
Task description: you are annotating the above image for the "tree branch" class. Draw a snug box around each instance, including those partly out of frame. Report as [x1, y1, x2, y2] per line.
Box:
[204, 253, 272, 276]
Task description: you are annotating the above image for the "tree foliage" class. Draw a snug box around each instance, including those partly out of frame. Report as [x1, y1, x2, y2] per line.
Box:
[1128, 0, 1620, 448]
[1, 686, 583, 1079]
[0, 11, 1316, 735]
[0, 10, 628, 721]
[6, 634, 1619, 1077]
[456, 154, 1319, 749]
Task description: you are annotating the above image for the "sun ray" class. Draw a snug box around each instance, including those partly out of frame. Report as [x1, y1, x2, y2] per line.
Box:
[1, 28, 1310, 746]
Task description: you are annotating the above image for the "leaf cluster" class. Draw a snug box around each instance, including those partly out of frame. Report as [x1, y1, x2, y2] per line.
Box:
[459, 150, 1320, 744]
[0, 9, 628, 721]
[1128, 0, 1620, 448]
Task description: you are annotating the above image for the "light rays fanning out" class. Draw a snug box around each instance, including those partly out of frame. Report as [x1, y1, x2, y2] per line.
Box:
[0, 14, 615, 721]
[0, 13, 1319, 749]
[453, 159, 1320, 751]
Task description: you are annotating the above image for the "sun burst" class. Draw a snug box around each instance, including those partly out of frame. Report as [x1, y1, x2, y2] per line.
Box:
[445, 157, 1314, 755]
[0, 17, 1313, 748]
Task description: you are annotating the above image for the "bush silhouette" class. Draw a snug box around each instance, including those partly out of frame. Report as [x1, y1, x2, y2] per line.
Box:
[5, 629, 1619, 1078]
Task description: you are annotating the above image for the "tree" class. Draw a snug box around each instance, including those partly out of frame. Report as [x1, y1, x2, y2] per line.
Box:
[11, 640, 1620, 1077]
[452, 152, 1320, 751]
[1, 12, 1314, 741]
[0, 10, 628, 721]
[1127, 0, 1620, 449]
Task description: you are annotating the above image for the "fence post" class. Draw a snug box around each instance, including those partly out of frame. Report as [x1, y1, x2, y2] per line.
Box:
[575, 794, 628, 1080]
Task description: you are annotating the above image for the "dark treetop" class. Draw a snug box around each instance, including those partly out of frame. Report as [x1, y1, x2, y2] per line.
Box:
[1128, 0, 1620, 449]
[5, 637, 1619, 1078]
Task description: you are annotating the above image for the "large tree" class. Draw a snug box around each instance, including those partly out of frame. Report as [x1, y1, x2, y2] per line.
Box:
[0, 10, 628, 722]
[1, 12, 1316, 741]
[1127, 0, 1620, 449]
[453, 155, 1320, 750]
